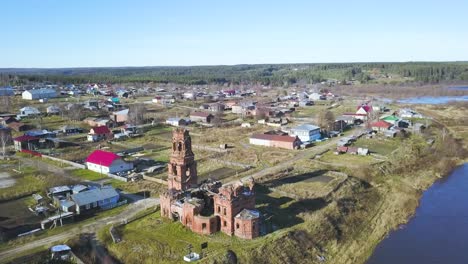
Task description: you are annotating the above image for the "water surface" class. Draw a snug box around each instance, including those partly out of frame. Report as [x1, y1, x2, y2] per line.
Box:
[367, 164, 468, 264]
[397, 95, 468, 104]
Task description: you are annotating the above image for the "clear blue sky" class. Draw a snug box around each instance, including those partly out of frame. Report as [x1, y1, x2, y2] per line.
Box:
[1, 0, 467, 68]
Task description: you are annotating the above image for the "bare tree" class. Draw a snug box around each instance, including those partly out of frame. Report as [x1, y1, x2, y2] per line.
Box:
[0, 96, 12, 113]
[0, 128, 12, 158]
[67, 104, 85, 121]
[317, 110, 335, 134]
[128, 104, 146, 125]
[212, 111, 224, 127]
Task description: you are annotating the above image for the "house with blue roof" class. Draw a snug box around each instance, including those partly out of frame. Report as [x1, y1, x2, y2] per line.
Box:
[0, 86, 14, 96]
[290, 124, 321, 142]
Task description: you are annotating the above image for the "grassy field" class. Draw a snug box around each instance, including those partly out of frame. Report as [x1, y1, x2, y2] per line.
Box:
[71, 169, 107, 181]
[319, 151, 378, 166]
[0, 163, 67, 202]
[354, 137, 400, 156]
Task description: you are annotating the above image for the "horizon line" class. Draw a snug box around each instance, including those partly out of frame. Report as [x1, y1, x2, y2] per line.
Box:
[1, 60, 468, 70]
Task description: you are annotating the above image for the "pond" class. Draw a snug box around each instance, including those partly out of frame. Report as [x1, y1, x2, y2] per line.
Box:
[367, 164, 468, 264]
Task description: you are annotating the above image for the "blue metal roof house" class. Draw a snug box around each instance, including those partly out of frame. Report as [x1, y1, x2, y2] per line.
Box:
[290, 124, 321, 142]
[0, 86, 14, 96]
[71, 186, 119, 214]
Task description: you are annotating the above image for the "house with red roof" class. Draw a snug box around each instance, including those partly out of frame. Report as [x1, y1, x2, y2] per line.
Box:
[87, 126, 113, 142]
[249, 133, 301, 150]
[85, 150, 133, 174]
[356, 104, 373, 115]
[13, 135, 39, 151]
[371, 120, 393, 132]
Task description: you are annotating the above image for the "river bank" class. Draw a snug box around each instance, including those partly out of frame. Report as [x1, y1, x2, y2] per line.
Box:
[367, 163, 468, 263]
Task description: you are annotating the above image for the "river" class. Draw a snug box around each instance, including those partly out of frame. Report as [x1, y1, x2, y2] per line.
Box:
[367, 163, 468, 264]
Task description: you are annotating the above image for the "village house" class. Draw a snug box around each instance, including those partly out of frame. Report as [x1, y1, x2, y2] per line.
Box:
[380, 115, 399, 125]
[342, 103, 373, 122]
[87, 126, 113, 142]
[13, 135, 39, 151]
[249, 133, 301, 150]
[25, 129, 56, 138]
[65, 186, 120, 215]
[110, 109, 129, 125]
[84, 100, 99, 110]
[152, 96, 175, 105]
[46, 105, 61, 115]
[84, 117, 113, 128]
[290, 124, 321, 142]
[0, 86, 14, 96]
[18, 106, 41, 117]
[85, 150, 133, 174]
[399, 108, 423, 119]
[332, 120, 348, 132]
[190, 112, 214, 123]
[8, 121, 29, 132]
[371, 120, 393, 132]
[22, 88, 57, 100]
[0, 116, 18, 126]
[160, 128, 260, 239]
[166, 117, 190, 127]
[232, 102, 255, 115]
[60, 125, 83, 135]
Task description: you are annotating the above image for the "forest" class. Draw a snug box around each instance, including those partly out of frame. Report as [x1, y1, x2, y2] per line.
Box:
[1, 62, 468, 86]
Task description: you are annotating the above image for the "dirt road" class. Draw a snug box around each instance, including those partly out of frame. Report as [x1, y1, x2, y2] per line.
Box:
[0, 198, 160, 263]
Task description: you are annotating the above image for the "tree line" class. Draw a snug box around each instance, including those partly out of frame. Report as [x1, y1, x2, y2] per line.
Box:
[1, 62, 468, 86]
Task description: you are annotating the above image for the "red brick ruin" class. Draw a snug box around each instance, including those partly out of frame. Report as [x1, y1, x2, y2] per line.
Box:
[160, 128, 260, 239]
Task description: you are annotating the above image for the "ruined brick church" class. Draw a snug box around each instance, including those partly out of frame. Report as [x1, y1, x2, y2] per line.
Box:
[160, 128, 261, 239]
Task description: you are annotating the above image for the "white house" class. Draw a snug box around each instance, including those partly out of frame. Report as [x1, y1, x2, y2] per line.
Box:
[308, 92, 322, 101]
[46, 105, 61, 114]
[290, 124, 321, 142]
[19, 106, 41, 117]
[183, 92, 196, 100]
[166, 118, 189, 127]
[22, 88, 57, 100]
[85, 150, 133, 174]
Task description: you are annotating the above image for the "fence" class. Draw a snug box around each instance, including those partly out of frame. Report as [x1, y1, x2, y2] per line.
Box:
[101, 200, 128, 210]
[108, 173, 129, 182]
[41, 154, 86, 169]
[143, 175, 167, 185]
[193, 145, 229, 153]
[20, 149, 42, 157]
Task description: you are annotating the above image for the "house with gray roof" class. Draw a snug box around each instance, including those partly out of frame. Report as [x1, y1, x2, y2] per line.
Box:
[290, 124, 321, 142]
[22, 88, 57, 100]
[71, 186, 119, 214]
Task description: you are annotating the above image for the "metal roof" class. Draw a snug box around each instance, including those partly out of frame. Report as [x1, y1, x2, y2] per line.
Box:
[235, 209, 260, 220]
[50, 245, 71, 252]
[291, 124, 320, 131]
[49, 186, 71, 194]
[60, 200, 75, 208]
[71, 187, 119, 206]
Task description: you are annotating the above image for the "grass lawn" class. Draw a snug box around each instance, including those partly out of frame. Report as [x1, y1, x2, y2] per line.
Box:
[354, 137, 400, 156]
[0, 204, 129, 255]
[319, 151, 377, 166]
[0, 164, 50, 201]
[99, 210, 273, 264]
[71, 169, 107, 181]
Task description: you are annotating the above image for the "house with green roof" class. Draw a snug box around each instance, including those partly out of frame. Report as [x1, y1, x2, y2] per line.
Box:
[380, 115, 399, 125]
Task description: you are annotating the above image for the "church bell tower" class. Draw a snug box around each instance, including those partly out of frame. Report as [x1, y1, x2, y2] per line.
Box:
[167, 128, 198, 191]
